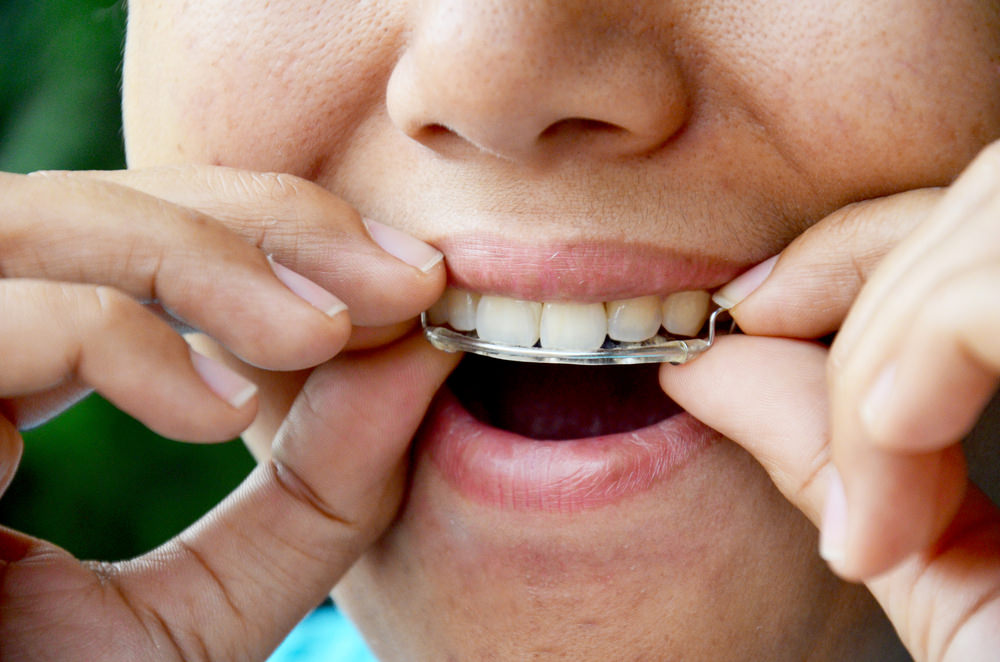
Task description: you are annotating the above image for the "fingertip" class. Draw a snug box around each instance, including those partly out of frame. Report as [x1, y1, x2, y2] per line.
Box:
[363, 218, 445, 274]
[343, 319, 419, 351]
[830, 446, 967, 580]
[189, 348, 259, 409]
[0, 418, 24, 495]
[858, 362, 896, 443]
[712, 254, 779, 311]
[818, 468, 849, 568]
[268, 256, 349, 318]
[227, 268, 353, 370]
[859, 350, 996, 456]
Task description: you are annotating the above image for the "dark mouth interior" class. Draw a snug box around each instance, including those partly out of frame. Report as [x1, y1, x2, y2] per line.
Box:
[448, 353, 683, 440]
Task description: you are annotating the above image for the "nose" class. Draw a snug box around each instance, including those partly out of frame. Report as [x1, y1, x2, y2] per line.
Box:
[386, 1, 689, 164]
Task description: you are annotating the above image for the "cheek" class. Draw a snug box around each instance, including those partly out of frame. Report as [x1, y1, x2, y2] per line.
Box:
[123, 1, 400, 172]
[686, 1, 1000, 197]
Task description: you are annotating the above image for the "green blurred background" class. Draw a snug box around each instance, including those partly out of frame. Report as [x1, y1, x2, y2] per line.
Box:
[0, 0, 255, 561]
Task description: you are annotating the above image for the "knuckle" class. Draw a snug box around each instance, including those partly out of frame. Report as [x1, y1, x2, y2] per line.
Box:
[269, 173, 359, 229]
[245, 170, 304, 204]
[269, 457, 357, 530]
[226, 169, 312, 210]
[221, 171, 361, 242]
[268, 171, 310, 200]
[203, 170, 363, 251]
[823, 198, 892, 248]
[90, 285, 143, 332]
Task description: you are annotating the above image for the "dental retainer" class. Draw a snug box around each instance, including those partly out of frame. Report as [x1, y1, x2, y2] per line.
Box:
[422, 306, 730, 366]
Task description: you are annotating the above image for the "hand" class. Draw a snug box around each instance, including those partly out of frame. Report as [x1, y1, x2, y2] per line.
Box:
[660, 141, 1000, 660]
[0, 166, 458, 660]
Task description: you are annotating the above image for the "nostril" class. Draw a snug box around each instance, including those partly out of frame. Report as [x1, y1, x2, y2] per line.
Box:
[539, 117, 627, 141]
[409, 123, 471, 153]
[423, 123, 453, 137]
[419, 119, 627, 146]
[412, 123, 454, 142]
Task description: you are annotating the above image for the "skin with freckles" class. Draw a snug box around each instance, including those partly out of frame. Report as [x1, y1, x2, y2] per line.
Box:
[0, 0, 998, 660]
[119, 1, 1000, 660]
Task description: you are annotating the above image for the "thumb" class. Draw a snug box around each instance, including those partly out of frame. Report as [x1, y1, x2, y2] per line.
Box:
[112, 334, 460, 659]
[660, 334, 833, 523]
[661, 337, 1000, 662]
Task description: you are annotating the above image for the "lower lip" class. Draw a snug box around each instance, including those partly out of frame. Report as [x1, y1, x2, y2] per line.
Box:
[416, 388, 719, 514]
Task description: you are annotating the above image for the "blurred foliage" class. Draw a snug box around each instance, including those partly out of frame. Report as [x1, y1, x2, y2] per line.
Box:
[0, 0, 254, 561]
[1, 0, 125, 172]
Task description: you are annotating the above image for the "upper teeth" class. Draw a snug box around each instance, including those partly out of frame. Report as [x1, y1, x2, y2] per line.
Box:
[427, 287, 712, 350]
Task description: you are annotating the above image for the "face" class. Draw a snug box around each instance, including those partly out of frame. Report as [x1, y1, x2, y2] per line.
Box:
[123, 2, 1000, 659]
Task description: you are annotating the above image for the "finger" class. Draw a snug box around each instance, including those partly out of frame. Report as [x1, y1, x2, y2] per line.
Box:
[825, 144, 1000, 579]
[184, 332, 308, 462]
[659, 334, 834, 522]
[822, 276, 995, 581]
[343, 318, 422, 351]
[181, 325, 424, 465]
[109, 334, 460, 659]
[2, 378, 92, 430]
[0, 417, 23, 495]
[63, 166, 447, 327]
[2, 171, 350, 370]
[660, 335, 969, 585]
[184, 318, 426, 463]
[865, 487, 1000, 662]
[832, 141, 1000, 363]
[1, 280, 257, 440]
[862, 265, 1000, 453]
[714, 188, 940, 338]
[821, 441, 968, 581]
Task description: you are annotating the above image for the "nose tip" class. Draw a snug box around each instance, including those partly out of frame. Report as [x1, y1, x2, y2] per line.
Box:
[386, 3, 690, 163]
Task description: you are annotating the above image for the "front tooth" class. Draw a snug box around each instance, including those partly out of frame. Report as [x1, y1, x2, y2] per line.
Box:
[662, 290, 711, 336]
[540, 302, 607, 350]
[444, 288, 480, 331]
[476, 295, 543, 347]
[606, 295, 661, 342]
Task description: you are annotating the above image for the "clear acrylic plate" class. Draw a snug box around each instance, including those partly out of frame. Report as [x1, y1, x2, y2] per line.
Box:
[422, 307, 729, 366]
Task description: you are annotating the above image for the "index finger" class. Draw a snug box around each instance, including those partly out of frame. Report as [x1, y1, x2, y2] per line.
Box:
[3, 171, 349, 370]
[715, 188, 940, 339]
[68, 166, 446, 327]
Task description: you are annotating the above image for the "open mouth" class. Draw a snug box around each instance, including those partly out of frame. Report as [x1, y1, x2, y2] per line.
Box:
[448, 353, 682, 440]
[432, 286, 710, 438]
[417, 356, 716, 512]
[413, 279, 727, 513]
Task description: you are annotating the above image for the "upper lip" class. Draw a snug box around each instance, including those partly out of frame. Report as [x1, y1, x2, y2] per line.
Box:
[431, 233, 745, 301]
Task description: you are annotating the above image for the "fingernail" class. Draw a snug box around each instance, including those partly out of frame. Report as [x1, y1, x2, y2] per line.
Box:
[712, 255, 779, 309]
[189, 348, 258, 408]
[267, 256, 348, 317]
[860, 362, 897, 440]
[363, 218, 444, 273]
[819, 469, 848, 564]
